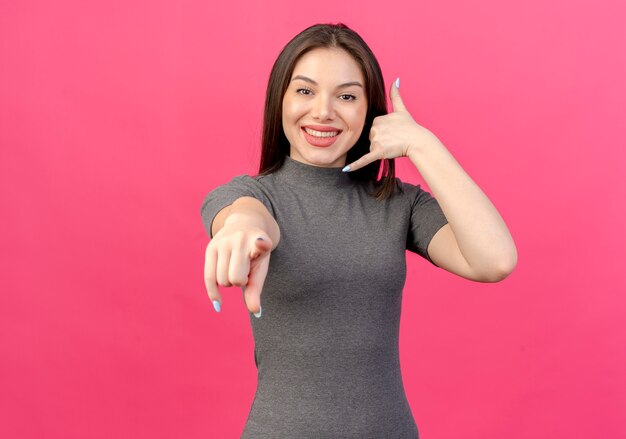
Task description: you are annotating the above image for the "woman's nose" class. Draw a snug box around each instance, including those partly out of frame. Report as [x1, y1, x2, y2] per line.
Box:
[311, 95, 335, 121]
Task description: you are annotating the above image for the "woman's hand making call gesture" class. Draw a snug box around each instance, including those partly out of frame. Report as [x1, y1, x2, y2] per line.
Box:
[342, 78, 437, 172]
[345, 78, 517, 282]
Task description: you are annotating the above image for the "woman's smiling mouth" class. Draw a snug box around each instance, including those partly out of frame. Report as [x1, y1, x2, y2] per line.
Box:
[301, 126, 342, 147]
[303, 127, 340, 137]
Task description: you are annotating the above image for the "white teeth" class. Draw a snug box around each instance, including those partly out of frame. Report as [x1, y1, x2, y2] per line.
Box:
[304, 127, 339, 137]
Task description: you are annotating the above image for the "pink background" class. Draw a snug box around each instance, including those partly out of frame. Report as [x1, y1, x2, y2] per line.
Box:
[1, 0, 625, 438]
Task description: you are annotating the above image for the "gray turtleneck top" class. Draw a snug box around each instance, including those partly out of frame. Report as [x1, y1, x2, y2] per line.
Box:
[200, 155, 448, 438]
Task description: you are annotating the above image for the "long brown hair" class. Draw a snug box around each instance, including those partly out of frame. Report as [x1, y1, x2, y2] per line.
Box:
[258, 23, 396, 200]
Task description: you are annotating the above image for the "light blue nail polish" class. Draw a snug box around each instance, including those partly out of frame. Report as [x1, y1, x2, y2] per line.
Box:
[254, 306, 262, 318]
[212, 300, 221, 313]
[342, 166, 350, 172]
[395, 77, 400, 89]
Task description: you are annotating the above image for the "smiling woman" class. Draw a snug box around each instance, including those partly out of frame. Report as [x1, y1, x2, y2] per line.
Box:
[282, 47, 368, 168]
[200, 22, 516, 438]
[257, 23, 396, 199]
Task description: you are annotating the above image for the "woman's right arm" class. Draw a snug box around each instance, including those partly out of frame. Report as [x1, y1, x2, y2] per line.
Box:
[211, 196, 280, 248]
[205, 196, 280, 317]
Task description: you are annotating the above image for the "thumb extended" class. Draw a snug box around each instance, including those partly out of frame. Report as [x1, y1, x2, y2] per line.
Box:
[250, 235, 272, 259]
[390, 77, 407, 112]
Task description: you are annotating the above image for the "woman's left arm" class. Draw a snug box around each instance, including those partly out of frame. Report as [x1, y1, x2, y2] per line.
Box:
[344, 79, 517, 282]
[406, 132, 517, 282]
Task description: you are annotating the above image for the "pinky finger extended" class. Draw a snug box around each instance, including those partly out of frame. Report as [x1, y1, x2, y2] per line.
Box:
[204, 243, 222, 313]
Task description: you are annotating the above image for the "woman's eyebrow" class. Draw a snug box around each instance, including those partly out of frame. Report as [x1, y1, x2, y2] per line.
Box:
[291, 75, 363, 89]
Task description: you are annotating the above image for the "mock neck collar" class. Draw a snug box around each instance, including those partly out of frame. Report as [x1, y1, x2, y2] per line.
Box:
[273, 155, 354, 189]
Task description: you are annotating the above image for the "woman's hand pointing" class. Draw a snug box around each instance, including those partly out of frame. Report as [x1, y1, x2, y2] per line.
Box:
[342, 78, 437, 172]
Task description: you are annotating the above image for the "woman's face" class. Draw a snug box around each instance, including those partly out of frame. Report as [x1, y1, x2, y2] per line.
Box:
[282, 47, 368, 168]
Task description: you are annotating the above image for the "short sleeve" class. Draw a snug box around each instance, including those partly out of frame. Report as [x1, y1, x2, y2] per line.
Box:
[401, 180, 449, 266]
[200, 174, 275, 239]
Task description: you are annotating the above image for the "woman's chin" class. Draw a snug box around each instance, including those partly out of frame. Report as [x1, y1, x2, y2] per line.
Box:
[291, 147, 348, 168]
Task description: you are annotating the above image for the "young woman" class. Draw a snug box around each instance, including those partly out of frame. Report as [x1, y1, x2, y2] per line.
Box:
[201, 23, 516, 438]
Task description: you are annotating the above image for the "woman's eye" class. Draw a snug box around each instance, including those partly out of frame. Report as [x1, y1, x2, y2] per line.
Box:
[295, 89, 356, 100]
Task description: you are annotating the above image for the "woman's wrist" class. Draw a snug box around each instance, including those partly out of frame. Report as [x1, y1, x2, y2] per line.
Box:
[224, 198, 280, 249]
[406, 129, 444, 159]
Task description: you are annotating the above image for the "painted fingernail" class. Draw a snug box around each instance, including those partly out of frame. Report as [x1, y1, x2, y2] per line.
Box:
[254, 306, 262, 319]
[342, 166, 351, 172]
[395, 77, 400, 89]
[212, 300, 221, 313]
